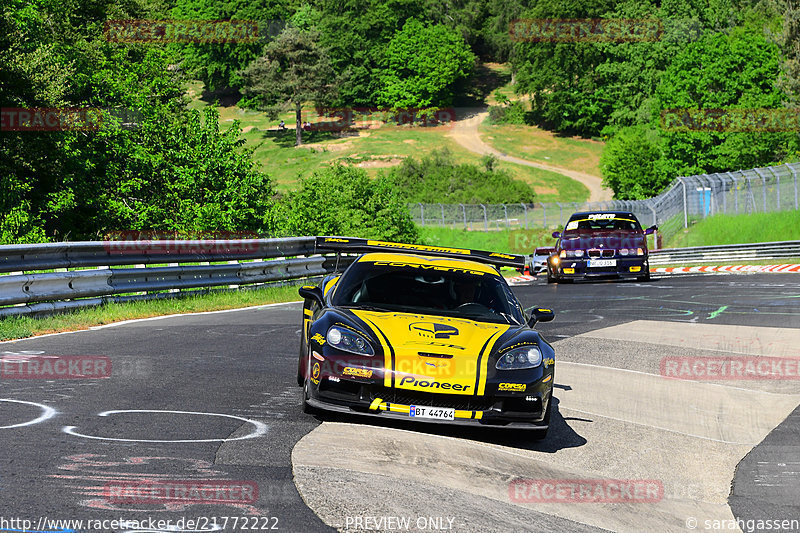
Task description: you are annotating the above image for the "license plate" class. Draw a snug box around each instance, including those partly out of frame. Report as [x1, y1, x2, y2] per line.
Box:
[409, 405, 455, 420]
[588, 259, 616, 267]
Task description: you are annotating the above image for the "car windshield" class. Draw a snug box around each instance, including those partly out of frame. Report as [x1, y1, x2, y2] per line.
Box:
[564, 215, 642, 232]
[331, 260, 525, 325]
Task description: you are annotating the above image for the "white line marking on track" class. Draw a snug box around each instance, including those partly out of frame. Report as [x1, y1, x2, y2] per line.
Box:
[63, 409, 268, 443]
[0, 398, 57, 428]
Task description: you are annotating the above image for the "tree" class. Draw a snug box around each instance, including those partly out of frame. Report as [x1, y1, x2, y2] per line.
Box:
[273, 164, 419, 242]
[653, 25, 796, 179]
[600, 125, 667, 199]
[377, 19, 476, 108]
[170, 0, 292, 93]
[240, 27, 336, 146]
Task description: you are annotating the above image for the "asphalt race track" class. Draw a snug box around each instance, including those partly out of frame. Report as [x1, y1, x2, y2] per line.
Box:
[1, 273, 799, 533]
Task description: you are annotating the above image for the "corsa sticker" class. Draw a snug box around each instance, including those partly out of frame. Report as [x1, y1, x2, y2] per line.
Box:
[343, 367, 373, 378]
[410, 322, 459, 339]
[311, 333, 325, 345]
[498, 383, 526, 392]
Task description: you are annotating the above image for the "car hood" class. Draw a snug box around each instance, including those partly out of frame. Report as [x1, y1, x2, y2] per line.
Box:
[561, 231, 646, 251]
[351, 310, 510, 395]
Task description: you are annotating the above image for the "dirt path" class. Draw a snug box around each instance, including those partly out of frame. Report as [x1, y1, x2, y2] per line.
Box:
[447, 108, 612, 202]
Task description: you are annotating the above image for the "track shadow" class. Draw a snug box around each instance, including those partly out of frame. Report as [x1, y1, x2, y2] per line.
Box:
[313, 396, 587, 453]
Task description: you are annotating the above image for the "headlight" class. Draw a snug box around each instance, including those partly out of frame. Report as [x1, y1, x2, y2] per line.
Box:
[496, 345, 542, 370]
[619, 248, 630, 256]
[566, 250, 584, 258]
[326, 326, 374, 356]
[636, 248, 644, 256]
[559, 250, 566, 258]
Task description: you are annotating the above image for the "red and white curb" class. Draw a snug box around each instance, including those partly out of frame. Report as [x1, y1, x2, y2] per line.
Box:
[507, 274, 537, 285]
[652, 264, 800, 274]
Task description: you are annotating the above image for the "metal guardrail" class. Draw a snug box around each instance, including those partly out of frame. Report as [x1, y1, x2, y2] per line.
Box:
[649, 240, 800, 266]
[0, 237, 356, 318]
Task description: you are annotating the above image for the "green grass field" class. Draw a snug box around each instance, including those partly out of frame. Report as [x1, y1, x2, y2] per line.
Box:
[479, 122, 604, 177]
[665, 211, 800, 248]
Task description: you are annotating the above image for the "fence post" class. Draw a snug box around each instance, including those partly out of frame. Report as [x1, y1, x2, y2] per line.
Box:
[680, 178, 688, 228]
[555, 202, 563, 227]
[418, 203, 424, 227]
[791, 164, 799, 210]
[480, 204, 488, 231]
[768, 167, 780, 211]
[521, 203, 528, 229]
[503, 204, 509, 228]
[727, 172, 738, 214]
[459, 204, 466, 229]
[542, 203, 547, 228]
[718, 174, 727, 214]
[439, 203, 445, 226]
[754, 168, 768, 212]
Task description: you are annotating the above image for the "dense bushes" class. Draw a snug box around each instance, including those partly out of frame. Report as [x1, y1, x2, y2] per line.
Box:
[382, 149, 536, 204]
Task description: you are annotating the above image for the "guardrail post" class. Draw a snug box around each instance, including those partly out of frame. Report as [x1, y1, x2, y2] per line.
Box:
[480, 204, 488, 231]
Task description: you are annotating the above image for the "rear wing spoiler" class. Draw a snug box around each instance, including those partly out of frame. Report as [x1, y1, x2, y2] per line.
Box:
[315, 237, 525, 269]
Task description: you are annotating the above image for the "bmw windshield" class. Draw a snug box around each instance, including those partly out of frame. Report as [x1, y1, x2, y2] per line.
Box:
[331, 260, 525, 325]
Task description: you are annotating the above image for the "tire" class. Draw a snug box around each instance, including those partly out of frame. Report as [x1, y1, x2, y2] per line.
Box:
[301, 349, 318, 415]
[637, 271, 651, 282]
[547, 268, 557, 284]
[297, 324, 306, 386]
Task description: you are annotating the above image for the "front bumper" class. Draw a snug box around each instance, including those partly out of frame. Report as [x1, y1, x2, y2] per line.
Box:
[556, 257, 648, 278]
[309, 377, 552, 428]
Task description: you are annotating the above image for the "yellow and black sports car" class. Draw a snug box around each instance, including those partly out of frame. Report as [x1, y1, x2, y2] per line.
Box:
[297, 237, 556, 438]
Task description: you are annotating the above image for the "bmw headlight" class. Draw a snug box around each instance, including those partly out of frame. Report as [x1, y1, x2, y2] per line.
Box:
[566, 250, 584, 258]
[496, 345, 542, 370]
[326, 326, 375, 356]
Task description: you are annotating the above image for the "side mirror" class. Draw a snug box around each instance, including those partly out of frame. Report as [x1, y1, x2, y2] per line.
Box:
[644, 225, 658, 235]
[527, 307, 555, 327]
[551, 231, 561, 239]
[298, 285, 324, 307]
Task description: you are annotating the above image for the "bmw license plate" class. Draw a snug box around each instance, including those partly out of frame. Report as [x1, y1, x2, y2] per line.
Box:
[410, 405, 455, 420]
[588, 259, 616, 267]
